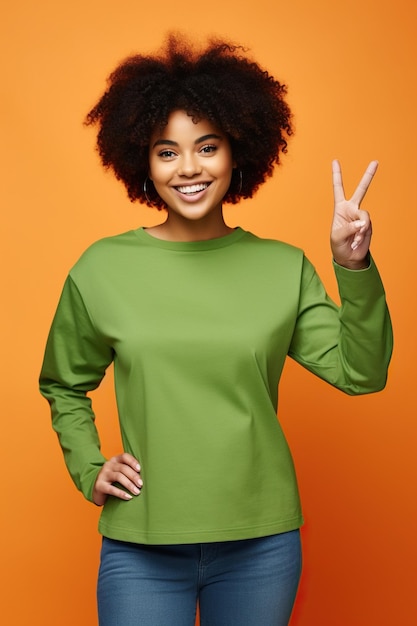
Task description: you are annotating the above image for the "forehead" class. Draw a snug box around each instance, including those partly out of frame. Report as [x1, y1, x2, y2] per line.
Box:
[151, 110, 223, 142]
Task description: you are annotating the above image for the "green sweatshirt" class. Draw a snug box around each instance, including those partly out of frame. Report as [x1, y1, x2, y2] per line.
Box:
[39, 227, 392, 544]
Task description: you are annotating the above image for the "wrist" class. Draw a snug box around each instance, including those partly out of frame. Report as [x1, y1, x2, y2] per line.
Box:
[333, 253, 370, 271]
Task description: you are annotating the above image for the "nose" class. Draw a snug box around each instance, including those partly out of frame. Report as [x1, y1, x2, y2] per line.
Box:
[177, 152, 202, 177]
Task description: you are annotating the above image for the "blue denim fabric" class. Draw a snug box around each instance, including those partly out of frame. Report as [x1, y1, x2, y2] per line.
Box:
[97, 530, 302, 626]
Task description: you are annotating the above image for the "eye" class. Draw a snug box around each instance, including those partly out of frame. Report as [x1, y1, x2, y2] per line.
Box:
[158, 149, 177, 159]
[200, 144, 217, 155]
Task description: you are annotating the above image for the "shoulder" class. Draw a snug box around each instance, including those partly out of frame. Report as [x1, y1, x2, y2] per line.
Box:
[67, 230, 147, 293]
[76, 230, 138, 259]
[69, 230, 138, 275]
[240, 230, 305, 263]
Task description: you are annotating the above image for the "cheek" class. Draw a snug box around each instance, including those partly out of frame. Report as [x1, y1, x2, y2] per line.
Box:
[219, 152, 234, 178]
[149, 164, 168, 184]
[219, 161, 234, 185]
[148, 158, 159, 182]
[148, 155, 171, 182]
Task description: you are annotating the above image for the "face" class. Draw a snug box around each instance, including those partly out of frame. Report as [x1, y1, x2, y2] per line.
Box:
[148, 110, 235, 224]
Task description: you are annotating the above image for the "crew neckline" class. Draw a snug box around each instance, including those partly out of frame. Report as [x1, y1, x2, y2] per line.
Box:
[134, 226, 247, 251]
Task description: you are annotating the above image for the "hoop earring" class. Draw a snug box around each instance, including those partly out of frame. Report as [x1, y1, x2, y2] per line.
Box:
[236, 169, 243, 195]
[143, 177, 152, 204]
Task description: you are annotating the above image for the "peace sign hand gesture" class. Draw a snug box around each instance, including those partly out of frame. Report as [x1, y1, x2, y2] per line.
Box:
[330, 160, 378, 270]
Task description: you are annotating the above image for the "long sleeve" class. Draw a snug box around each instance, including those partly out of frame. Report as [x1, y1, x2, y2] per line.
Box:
[39, 275, 114, 500]
[38, 228, 393, 544]
[288, 255, 393, 395]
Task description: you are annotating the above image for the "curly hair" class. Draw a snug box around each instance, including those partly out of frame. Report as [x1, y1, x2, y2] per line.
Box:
[85, 34, 293, 208]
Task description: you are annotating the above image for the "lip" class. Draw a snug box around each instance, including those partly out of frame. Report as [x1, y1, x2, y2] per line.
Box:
[172, 182, 212, 202]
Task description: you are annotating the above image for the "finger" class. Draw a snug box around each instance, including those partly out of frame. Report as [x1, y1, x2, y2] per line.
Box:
[107, 462, 143, 489]
[113, 470, 142, 494]
[117, 452, 141, 472]
[348, 217, 372, 249]
[356, 209, 371, 231]
[100, 467, 142, 495]
[351, 160, 378, 205]
[332, 159, 346, 204]
[100, 482, 135, 501]
[351, 230, 364, 250]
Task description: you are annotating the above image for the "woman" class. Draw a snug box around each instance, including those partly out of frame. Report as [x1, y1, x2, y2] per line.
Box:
[39, 35, 393, 626]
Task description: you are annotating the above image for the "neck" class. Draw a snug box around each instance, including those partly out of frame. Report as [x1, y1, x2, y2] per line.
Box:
[146, 209, 233, 242]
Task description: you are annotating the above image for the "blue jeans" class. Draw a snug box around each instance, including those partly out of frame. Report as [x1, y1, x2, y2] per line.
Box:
[97, 530, 302, 626]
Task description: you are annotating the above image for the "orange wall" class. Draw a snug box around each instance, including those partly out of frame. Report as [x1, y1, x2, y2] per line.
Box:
[1, 1, 416, 624]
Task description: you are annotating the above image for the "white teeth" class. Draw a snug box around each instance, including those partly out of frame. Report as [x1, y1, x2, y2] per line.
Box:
[176, 183, 209, 194]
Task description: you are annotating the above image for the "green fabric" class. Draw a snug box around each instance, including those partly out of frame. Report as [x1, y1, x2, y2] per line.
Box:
[39, 227, 392, 544]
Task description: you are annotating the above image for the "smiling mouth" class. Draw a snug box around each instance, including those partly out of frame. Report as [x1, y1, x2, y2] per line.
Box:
[175, 183, 211, 195]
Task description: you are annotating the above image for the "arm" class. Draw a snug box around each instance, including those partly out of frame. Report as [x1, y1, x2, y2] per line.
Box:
[288, 160, 393, 394]
[288, 255, 392, 394]
[39, 276, 142, 503]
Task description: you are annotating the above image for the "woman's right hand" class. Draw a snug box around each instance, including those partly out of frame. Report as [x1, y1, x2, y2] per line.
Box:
[92, 453, 143, 506]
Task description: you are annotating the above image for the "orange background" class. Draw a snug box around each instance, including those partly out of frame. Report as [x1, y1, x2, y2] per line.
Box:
[1, 1, 416, 624]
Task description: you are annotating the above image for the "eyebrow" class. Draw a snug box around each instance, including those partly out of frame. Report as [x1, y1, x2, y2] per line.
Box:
[152, 133, 223, 149]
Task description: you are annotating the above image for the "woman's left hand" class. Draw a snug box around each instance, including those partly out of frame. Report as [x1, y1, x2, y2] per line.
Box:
[330, 159, 378, 269]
